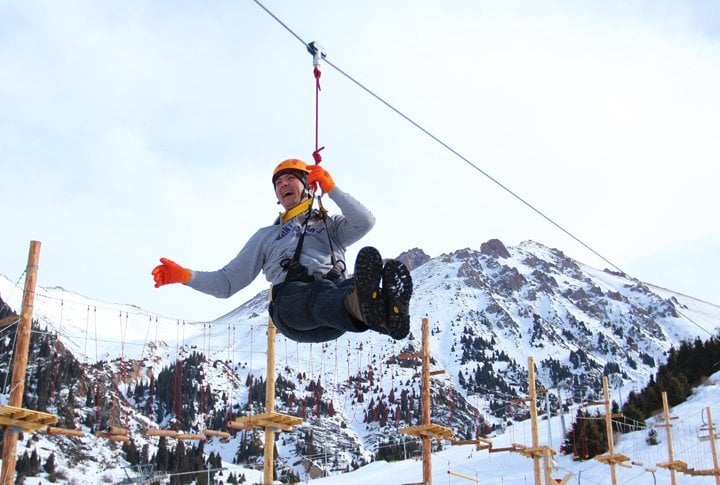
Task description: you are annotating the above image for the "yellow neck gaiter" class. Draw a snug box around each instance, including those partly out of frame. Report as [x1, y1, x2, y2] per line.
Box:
[281, 197, 313, 223]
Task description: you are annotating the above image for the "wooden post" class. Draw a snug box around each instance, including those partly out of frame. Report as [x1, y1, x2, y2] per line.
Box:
[602, 376, 618, 485]
[706, 407, 720, 485]
[662, 392, 678, 485]
[263, 298, 277, 485]
[227, 289, 302, 477]
[1, 240, 41, 485]
[593, 377, 629, 475]
[527, 356, 542, 485]
[421, 317, 431, 485]
[399, 318, 453, 484]
[542, 446, 554, 485]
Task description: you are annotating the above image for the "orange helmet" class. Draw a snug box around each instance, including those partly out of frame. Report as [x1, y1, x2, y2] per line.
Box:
[272, 159, 310, 186]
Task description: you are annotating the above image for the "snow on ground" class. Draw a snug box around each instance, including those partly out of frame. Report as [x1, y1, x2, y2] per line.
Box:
[311, 371, 720, 485]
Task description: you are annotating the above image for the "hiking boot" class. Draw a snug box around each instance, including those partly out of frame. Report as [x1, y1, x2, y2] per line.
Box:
[352, 247, 386, 333]
[381, 260, 413, 339]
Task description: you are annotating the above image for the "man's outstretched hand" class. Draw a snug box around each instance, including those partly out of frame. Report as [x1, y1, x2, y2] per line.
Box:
[152, 258, 191, 288]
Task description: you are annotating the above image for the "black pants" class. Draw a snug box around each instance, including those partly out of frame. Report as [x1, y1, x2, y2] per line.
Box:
[270, 278, 367, 343]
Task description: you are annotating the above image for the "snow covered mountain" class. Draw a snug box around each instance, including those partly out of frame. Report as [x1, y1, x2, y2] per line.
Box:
[1, 238, 719, 483]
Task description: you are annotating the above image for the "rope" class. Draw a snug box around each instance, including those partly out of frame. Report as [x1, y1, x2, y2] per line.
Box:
[49, 300, 63, 409]
[0, 322, 18, 403]
[225, 322, 233, 424]
[309, 41, 325, 165]
[0, 271, 25, 403]
[120, 310, 129, 429]
[173, 320, 183, 430]
[248, 324, 254, 412]
[93, 306, 102, 427]
[150, 317, 158, 424]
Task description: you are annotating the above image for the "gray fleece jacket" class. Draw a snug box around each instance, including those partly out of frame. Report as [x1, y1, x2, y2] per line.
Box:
[186, 187, 375, 298]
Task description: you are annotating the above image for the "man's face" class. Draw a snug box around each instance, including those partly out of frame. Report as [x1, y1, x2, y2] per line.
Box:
[274, 172, 307, 210]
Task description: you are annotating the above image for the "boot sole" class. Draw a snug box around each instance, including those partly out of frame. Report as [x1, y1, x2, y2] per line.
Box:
[382, 260, 413, 339]
[354, 247, 386, 332]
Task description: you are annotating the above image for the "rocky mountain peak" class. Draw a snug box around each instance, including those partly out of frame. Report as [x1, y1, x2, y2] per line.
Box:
[480, 238, 511, 258]
[395, 247, 431, 271]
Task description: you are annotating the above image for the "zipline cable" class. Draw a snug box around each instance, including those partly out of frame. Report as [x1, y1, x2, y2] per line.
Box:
[250, 0, 713, 337]
[250, 0, 622, 275]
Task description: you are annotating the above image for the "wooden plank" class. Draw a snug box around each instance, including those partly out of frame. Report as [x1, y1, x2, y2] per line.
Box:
[0, 416, 37, 432]
[147, 429, 179, 437]
[47, 427, 84, 437]
[0, 316, 18, 327]
[0, 406, 58, 432]
[448, 470, 480, 483]
[516, 445, 556, 459]
[684, 468, 712, 476]
[250, 418, 295, 432]
[657, 460, 689, 471]
[203, 429, 231, 439]
[227, 420, 253, 431]
[400, 423, 455, 440]
[175, 434, 206, 441]
[595, 453, 631, 465]
[96, 431, 130, 442]
[489, 446, 521, 453]
[228, 412, 303, 432]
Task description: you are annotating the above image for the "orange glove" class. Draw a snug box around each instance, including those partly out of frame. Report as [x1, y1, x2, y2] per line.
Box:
[152, 258, 191, 288]
[307, 164, 335, 194]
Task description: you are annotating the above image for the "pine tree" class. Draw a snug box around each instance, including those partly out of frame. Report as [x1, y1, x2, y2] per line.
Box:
[29, 448, 40, 475]
[43, 452, 58, 482]
[562, 408, 609, 459]
[155, 436, 169, 471]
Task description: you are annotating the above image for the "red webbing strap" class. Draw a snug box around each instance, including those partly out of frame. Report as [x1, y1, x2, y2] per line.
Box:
[313, 65, 324, 164]
[308, 41, 326, 165]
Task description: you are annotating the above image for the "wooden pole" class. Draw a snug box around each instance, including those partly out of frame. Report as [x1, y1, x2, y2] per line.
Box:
[662, 392, 678, 485]
[421, 317, 432, 485]
[602, 376, 618, 485]
[263, 291, 277, 485]
[542, 446, 554, 485]
[527, 356, 542, 485]
[706, 407, 720, 485]
[1, 240, 41, 485]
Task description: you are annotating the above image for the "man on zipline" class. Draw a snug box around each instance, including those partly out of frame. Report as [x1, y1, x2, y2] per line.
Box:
[151, 158, 412, 343]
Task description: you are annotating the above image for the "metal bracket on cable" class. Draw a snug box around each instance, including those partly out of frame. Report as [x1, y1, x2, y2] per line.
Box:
[307, 41, 326, 67]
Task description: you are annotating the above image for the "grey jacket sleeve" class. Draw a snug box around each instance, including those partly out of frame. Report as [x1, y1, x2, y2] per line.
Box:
[185, 228, 269, 298]
[328, 187, 376, 248]
[185, 187, 374, 296]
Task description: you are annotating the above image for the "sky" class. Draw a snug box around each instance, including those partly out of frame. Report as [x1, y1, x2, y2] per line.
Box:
[1, 0, 719, 322]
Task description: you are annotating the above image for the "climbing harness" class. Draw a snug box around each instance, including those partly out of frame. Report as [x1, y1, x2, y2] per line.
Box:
[279, 196, 346, 283]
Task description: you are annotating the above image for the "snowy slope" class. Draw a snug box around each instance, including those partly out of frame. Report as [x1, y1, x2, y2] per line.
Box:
[2, 238, 720, 483]
[310, 371, 720, 485]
